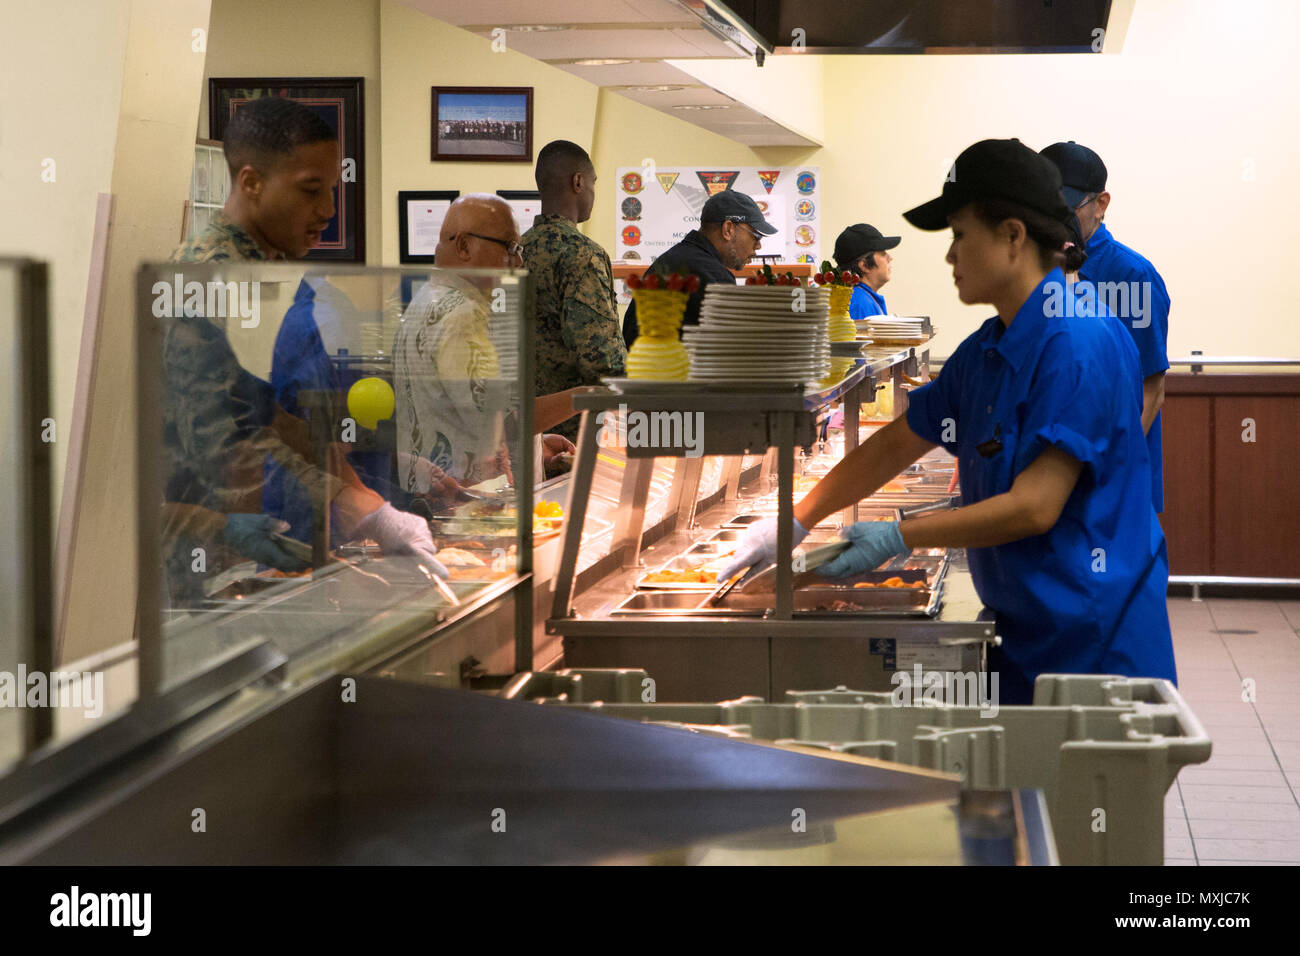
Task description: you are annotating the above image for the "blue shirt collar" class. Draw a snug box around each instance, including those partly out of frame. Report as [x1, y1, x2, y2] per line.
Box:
[1086, 221, 1113, 254]
[858, 283, 886, 310]
[977, 268, 1066, 373]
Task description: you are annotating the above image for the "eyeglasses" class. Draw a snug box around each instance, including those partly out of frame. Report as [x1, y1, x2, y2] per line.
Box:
[724, 218, 762, 243]
[451, 232, 524, 260]
[1073, 193, 1098, 211]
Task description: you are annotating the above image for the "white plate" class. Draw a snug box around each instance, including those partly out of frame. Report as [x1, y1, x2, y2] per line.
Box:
[689, 365, 828, 376]
[702, 302, 825, 314]
[691, 358, 821, 369]
[705, 286, 828, 296]
[689, 324, 828, 334]
[689, 347, 828, 354]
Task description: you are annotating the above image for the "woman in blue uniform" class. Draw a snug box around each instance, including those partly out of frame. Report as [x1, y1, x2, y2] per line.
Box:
[722, 139, 1176, 705]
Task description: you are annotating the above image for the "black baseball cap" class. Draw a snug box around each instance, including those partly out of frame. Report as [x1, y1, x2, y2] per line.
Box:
[700, 191, 777, 235]
[833, 223, 900, 268]
[1040, 141, 1108, 209]
[903, 138, 1071, 231]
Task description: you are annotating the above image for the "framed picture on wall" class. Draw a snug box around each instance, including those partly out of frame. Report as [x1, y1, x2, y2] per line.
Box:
[431, 87, 533, 163]
[397, 190, 460, 264]
[209, 77, 366, 262]
[496, 190, 542, 237]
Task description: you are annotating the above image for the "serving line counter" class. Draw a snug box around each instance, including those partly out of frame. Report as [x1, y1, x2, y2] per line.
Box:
[541, 347, 998, 702]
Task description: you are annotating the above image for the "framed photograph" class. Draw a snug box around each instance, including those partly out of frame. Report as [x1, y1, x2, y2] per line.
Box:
[209, 77, 366, 262]
[496, 189, 542, 237]
[398, 190, 460, 264]
[432, 87, 533, 163]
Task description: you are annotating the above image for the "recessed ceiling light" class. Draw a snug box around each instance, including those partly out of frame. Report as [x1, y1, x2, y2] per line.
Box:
[505, 25, 570, 32]
[672, 104, 731, 111]
[571, 58, 634, 66]
[622, 85, 686, 93]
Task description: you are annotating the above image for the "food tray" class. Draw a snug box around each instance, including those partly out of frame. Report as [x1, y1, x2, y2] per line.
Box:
[635, 552, 734, 590]
[683, 541, 736, 558]
[720, 568, 943, 617]
[609, 591, 761, 617]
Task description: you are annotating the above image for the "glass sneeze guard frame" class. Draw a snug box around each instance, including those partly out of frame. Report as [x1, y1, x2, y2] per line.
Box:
[0, 258, 54, 768]
[135, 261, 535, 698]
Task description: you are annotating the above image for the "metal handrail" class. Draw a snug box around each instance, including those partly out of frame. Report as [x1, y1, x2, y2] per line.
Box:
[1170, 356, 1300, 367]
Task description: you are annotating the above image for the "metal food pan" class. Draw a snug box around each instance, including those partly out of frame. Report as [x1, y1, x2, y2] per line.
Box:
[723, 514, 766, 527]
[610, 591, 760, 617]
[683, 541, 736, 558]
[707, 529, 745, 542]
[722, 569, 939, 616]
[635, 557, 727, 590]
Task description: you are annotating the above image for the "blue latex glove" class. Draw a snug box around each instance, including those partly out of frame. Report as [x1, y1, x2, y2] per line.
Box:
[224, 514, 312, 573]
[819, 520, 908, 578]
[717, 516, 810, 586]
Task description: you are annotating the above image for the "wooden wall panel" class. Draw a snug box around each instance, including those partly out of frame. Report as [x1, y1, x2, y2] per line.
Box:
[1213, 397, 1300, 577]
[1160, 395, 1213, 574]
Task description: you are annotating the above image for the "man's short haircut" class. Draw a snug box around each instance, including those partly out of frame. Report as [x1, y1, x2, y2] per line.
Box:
[535, 140, 593, 193]
[222, 96, 336, 176]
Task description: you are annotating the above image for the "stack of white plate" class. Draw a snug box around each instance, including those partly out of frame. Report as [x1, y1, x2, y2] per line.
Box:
[686, 285, 832, 385]
[858, 316, 928, 343]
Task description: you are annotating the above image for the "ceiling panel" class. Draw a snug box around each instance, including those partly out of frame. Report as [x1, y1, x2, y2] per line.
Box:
[459, 28, 738, 61]
[550, 60, 702, 87]
[397, 0, 695, 27]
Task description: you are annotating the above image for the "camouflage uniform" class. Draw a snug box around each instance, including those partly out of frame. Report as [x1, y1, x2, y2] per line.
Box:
[162, 214, 340, 606]
[522, 213, 626, 440]
[171, 209, 280, 264]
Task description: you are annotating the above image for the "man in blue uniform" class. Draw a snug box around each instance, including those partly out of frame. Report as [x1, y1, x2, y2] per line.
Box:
[1041, 142, 1172, 512]
[723, 139, 1175, 705]
[833, 223, 900, 319]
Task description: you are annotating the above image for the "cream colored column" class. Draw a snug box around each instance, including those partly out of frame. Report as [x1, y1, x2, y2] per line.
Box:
[60, 0, 213, 663]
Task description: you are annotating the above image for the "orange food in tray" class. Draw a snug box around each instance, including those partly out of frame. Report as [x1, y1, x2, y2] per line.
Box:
[854, 577, 925, 589]
[645, 568, 718, 585]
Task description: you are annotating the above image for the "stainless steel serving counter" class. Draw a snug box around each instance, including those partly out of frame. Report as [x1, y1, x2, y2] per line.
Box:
[543, 352, 997, 703]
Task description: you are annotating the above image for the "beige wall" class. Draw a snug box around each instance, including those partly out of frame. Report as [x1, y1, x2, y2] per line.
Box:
[59, 0, 214, 662]
[201, 0, 382, 262]
[815, 0, 1300, 361]
[0, 0, 130, 513]
[377, 1, 600, 260]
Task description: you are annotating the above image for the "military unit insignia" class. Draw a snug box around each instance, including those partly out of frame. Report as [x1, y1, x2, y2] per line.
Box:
[695, 170, 739, 196]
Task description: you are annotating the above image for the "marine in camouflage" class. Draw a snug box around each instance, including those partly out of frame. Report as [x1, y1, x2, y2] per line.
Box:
[162, 214, 337, 605]
[171, 210, 278, 264]
[521, 213, 625, 439]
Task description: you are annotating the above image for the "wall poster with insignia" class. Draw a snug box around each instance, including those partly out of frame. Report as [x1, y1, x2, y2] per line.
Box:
[612, 165, 819, 265]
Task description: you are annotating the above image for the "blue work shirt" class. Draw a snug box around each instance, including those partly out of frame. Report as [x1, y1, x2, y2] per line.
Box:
[849, 282, 888, 320]
[906, 269, 1175, 704]
[263, 278, 397, 545]
[1079, 222, 1171, 512]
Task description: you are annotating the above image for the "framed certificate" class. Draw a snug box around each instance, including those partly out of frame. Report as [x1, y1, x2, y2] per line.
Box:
[496, 189, 542, 237]
[397, 190, 459, 264]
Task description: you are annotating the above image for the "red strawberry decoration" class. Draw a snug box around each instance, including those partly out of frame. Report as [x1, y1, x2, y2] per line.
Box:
[685, 275, 700, 293]
[643, 273, 660, 290]
[626, 274, 642, 290]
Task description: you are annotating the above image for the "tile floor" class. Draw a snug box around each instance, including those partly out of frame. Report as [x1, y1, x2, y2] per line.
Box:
[1163, 596, 1300, 865]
